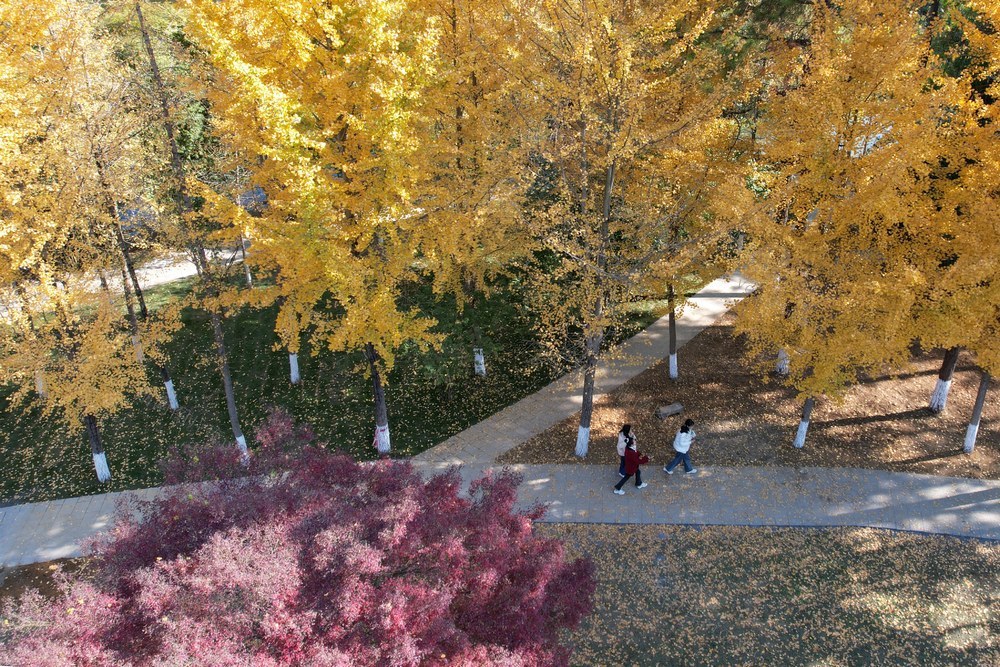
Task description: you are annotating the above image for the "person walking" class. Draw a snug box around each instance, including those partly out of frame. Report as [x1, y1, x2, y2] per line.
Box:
[616, 424, 635, 477]
[664, 418, 698, 474]
[614, 438, 649, 494]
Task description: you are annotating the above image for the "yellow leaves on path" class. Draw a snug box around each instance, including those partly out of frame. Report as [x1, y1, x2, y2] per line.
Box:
[540, 524, 999, 666]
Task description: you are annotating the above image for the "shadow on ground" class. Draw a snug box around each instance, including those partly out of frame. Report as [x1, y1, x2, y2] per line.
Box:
[500, 314, 999, 480]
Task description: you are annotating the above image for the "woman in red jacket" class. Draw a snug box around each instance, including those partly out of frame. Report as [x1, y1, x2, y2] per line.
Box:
[613, 439, 649, 494]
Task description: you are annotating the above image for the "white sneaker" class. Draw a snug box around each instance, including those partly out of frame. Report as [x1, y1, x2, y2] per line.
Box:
[613, 489, 625, 495]
[686, 468, 698, 474]
[663, 467, 674, 475]
[637, 483, 648, 489]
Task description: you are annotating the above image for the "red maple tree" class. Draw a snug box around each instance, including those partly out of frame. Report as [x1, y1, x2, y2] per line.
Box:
[1, 411, 594, 666]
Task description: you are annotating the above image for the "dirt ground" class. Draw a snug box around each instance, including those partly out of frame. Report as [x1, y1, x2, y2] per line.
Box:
[0, 558, 91, 605]
[541, 524, 999, 666]
[500, 314, 999, 479]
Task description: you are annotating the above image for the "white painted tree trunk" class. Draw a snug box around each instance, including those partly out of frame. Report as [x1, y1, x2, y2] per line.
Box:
[85, 414, 110, 482]
[793, 420, 809, 448]
[243, 262, 253, 287]
[34, 371, 47, 398]
[366, 342, 392, 455]
[131, 334, 144, 363]
[964, 423, 979, 454]
[575, 425, 590, 457]
[289, 353, 301, 384]
[164, 379, 179, 410]
[236, 434, 250, 465]
[794, 398, 815, 448]
[776, 349, 790, 376]
[667, 284, 678, 382]
[964, 372, 990, 454]
[473, 348, 486, 377]
[374, 424, 391, 454]
[929, 379, 952, 413]
[93, 452, 111, 483]
[930, 348, 961, 414]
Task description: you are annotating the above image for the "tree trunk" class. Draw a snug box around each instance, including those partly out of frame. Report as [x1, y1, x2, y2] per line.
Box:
[930, 347, 960, 413]
[117, 268, 145, 364]
[34, 371, 47, 398]
[668, 283, 678, 380]
[85, 414, 111, 483]
[289, 352, 301, 384]
[964, 371, 990, 454]
[576, 157, 615, 458]
[576, 314, 605, 458]
[463, 280, 486, 378]
[793, 397, 815, 448]
[471, 318, 486, 378]
[136, 1, 190, 211]
[239, 234, 253, 286]
[116, 224, 149, 316]
[139, 1, 246, 430]
[473, 346, 486, 377]
[100, 269, 145, 365]
[209, 308, 248, 461]
[776, 349, 790, 376]
[100, 154, 180, 409]
[365, 343, 391, 454]
[121, 244, 178, 409]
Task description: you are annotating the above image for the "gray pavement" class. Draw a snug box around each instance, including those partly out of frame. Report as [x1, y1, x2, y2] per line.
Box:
[414, 273, 755, 466]
[412, 462, 1000, 541]
[2, 273, 998, 570]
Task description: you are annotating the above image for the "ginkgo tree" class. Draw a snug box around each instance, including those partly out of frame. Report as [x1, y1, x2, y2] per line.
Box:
[735, 0, 960, 448]
[186, 0, 527, 454]
[417, 0, 532, 379]
[123, 0, 255, 459]
[496, 0, 755, 456]
[72, 2, 188, 413]
[0, 0, 158, 482]
[911, 0, 1000, 450]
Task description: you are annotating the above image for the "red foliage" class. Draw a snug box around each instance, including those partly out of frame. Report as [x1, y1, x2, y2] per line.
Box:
[1, 412, 595, 666]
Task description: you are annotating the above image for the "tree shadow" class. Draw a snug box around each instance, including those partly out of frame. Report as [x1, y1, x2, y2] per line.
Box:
[891, 450, 965, 466]
[813, 408, 933, 429]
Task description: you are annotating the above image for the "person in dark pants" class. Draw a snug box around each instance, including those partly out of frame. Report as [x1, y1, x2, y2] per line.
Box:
[614, 439, 649, 494]
[664, 418, 697, 474]
[616, 424, 635, 477]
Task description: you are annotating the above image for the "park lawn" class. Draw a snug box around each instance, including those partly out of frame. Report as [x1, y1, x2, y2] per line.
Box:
[0, 270, 682, 504]
[501, 313, 1000, 479]
[538, 524, 1000, 667]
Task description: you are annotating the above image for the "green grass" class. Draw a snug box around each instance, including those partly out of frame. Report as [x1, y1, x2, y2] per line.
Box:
[0, 270, 707, 504]
[142, 274, 200, 312]
[540, 524, 1000, 667]
[1, 280, 553, 502]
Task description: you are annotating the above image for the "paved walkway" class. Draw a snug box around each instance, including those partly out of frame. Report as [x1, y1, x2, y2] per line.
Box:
[414, 463, 1000, 540]
[3, 274, 998, 570]
[413, 274, 755, 466]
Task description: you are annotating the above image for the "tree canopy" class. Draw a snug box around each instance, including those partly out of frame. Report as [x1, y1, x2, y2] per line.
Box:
[0, 412, 595, 666]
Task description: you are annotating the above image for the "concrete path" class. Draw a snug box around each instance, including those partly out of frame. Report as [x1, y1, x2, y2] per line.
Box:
[413, 273, 755, 466]
[132, 249, 245, 290]
[412, 462, 1000, 541]
[3, 274, 998, 570]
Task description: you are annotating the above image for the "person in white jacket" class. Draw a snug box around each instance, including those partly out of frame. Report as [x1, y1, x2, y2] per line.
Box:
[616, 424, 635, 477]
[664, 418, 697, 474]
